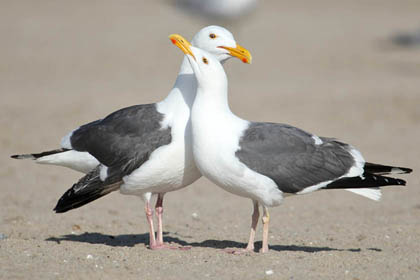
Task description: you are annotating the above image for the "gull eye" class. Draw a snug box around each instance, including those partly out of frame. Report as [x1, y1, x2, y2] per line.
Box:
[209, 33, 216, 39]
[202, 57, 208, 64]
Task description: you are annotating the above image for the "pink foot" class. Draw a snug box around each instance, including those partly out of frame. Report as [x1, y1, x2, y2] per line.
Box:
[149, 243, 174, 250]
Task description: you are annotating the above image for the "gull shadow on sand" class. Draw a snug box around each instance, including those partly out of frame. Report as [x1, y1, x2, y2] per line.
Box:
[46, 232, 380, 253]
[46, 232, 150, 247]
[163, 236, 369, 253]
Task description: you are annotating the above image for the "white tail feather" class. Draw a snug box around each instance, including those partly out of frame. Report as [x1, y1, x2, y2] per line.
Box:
[345, 188, 381, 201]
[36, 150, 99, 174]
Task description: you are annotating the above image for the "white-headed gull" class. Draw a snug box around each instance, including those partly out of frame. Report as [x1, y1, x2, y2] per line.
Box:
[11, 26, 252, 250]
[171, 35, 412, 253]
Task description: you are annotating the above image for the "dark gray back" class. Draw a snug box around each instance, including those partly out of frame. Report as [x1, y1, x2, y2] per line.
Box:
[236, 122, 354, 193]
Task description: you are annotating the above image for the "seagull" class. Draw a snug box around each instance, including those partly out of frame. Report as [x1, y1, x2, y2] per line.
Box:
[11, 26, 252, 250]
[391, 28, 420, 48]
[171, 35, 412, 253]
[175, 0, 257, 20]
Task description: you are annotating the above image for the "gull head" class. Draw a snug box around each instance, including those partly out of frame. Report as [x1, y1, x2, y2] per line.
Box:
[191, 25, 252, 64]
[170, 34, 228, 89]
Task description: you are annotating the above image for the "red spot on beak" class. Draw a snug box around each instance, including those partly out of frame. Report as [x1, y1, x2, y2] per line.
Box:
[171, 39, 176, 45]
[242, 58, 248, 63]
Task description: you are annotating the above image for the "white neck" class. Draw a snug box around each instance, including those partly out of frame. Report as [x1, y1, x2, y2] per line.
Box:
[191, 72, 235, 129]
[190, 68, 250, 179]
[195, 85, 230, 113]
[159, 54, 229, 110]
[192, 56, 231, 115]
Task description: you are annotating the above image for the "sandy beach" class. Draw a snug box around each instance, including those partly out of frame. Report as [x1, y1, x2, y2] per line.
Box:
[1, 0, 419, 279]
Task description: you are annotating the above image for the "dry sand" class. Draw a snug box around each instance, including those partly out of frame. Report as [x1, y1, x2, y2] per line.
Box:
[1, 0, 420, 279]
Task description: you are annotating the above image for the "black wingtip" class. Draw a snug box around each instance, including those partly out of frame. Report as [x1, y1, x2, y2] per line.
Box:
[53, 186, 88, 214]
[364, 162, 413, 175]
[10, 155, 19, 159]
[394, 166, 413, 174]
[53, 193, 73, 213]
[53, 202, 67, 213]
[53, 173, 120, 214]
[53, 208, 67, 214]
[395, 178, 407, 186]
[53, 191, 108, 214]
[403, 167, 413, 174]
[325, 173, 408, 190]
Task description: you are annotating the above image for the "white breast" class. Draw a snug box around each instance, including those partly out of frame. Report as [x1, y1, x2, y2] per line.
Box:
[120, 87, 201, 195]
[191, 101, 284, 207]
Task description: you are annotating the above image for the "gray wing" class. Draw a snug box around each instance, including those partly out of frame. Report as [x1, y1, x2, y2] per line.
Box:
[235, 122, 355, 193]
[69, 104, 171, 180]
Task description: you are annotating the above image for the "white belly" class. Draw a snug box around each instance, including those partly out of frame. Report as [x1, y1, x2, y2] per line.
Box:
[194, 143, 283, 207]
[120, 137, 201, 195]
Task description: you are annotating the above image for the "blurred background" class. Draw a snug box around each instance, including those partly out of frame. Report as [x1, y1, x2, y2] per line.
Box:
[2, 0, 419, 180]
[1, 0, 419, 145]
[1, 1, 420, 278]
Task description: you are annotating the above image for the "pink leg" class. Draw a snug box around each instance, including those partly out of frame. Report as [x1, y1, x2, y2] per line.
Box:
[245, 200, 260, 251]
[260, 206, 270, 253]
[155, 193, 165, 246]
[225, 200, 259, 254]
[144, 200, 157, 249]
[153, 193, 191, 250]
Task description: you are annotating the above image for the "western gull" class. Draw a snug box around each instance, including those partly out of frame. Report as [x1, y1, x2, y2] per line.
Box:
[172, 35, 412, 253]
[11, 26, 252, 250]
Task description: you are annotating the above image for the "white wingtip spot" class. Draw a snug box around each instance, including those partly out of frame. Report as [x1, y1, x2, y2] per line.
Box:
[100, 166, 108, 181]
[390, 167, 404, 174]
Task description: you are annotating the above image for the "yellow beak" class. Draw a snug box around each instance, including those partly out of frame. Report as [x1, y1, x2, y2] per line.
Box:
[169, 34, 195, 60]
[169, 33, 252, 64]
[218, 44, 252, 64]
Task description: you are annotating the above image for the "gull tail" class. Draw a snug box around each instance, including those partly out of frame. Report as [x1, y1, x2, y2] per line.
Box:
[324, 173, 408, 201]
[54, 166, 121, 213]
[11, 148, 69, 160]
[11, 148, 99, 174]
